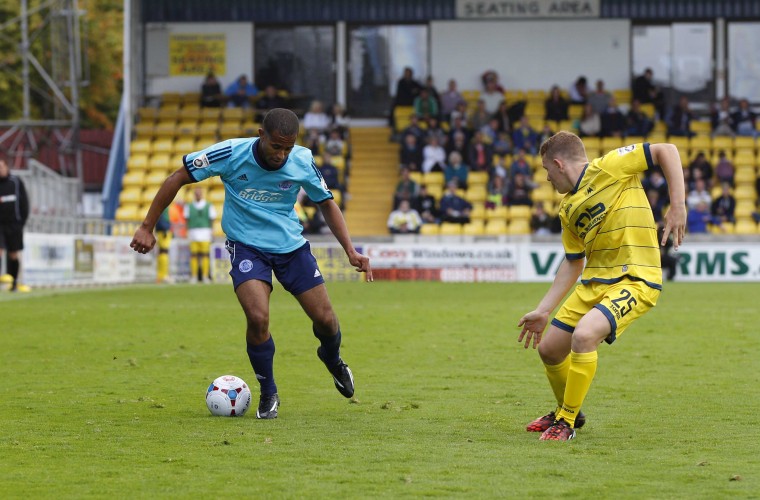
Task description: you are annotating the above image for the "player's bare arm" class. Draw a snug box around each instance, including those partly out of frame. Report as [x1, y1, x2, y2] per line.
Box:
[318, 198, 373, 281]
[650, 143, 687, 249]
[130, 167, 193, 254]
[518, 257, 584, 349]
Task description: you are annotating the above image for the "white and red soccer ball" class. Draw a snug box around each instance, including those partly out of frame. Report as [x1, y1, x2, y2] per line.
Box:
[206, 375, 252, 417]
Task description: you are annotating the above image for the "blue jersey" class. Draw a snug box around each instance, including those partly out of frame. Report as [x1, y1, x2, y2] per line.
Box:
[183, 138, 333, 253]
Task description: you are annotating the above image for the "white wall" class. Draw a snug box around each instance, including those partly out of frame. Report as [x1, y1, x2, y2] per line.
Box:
[430, 19, 631, 93]
[144, 22, 254, 96]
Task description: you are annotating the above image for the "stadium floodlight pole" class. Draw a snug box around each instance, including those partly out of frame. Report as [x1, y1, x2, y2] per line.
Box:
[20, 0, 31, 124]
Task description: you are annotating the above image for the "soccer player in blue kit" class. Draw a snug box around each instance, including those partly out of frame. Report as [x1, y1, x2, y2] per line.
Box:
[131, 108, 372, 419]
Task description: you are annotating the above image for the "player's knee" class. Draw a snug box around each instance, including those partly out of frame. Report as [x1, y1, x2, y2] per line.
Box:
[537, 342, 565, 365]
[245, 310, 269, 336]
[571, 327, 602, 352]
[312, 311, 338, 335]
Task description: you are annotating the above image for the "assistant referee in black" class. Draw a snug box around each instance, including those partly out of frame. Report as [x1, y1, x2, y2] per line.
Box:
[0, 159, 30, 292]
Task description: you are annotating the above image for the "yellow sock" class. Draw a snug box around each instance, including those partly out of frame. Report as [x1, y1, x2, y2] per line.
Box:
[190, 256, 198, 280]
[557, 350, 598, 427]
[201, 256, 210, 280]
[157, 253, 169, 281]
[543, 356, 570, 410]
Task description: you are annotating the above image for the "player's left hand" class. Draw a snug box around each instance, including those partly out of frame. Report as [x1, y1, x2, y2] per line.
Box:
[662, 203, 686, 250]
[348, 250, 373, 282]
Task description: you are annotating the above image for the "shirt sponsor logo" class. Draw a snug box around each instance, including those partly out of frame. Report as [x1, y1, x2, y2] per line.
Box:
[238, 188, 284, 202]
[239, 259, 253, 273]
[0, 194, 18, 203]
[193, 154, 210, 168]
[617, 145, 635, 155]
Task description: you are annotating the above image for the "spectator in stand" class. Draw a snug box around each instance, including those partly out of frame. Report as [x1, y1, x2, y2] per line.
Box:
[512, 116, 539, 154]
[439, 180, 472, 224]
[492, 131, 513, 157]
[530, 202, 558, 235]
[481, 70, 505, 93]
[450, 101, 469, 127]
[485, 174, 509, 209]
[577, 103, 601, 138]
[413, 184, 438, 223]
[303, 100, 331, 137]
[467, 130, 494, 172]
[200, 72, 223, 108]
[439, 79, 465, 123]
[667, 95, 695, 137]
[537, 123, 555, 148]
[710, 97, 735, 137]
[646, 188, 664, 226]
[489, 155, 509, 182]
[480, 117, 500, 145]
[225, 74, 258, 108]
[714, 150, 735, 186]
[423, 76, 441, 111]
[401, 113, 425, 142]
[507, 172, 534, 207]
[711, 182, 736, 225]
[393, 166, 420, 209]
[387, 199, 423, 234]
[632, 67, 664, 118]
[587, 79, 612, 115]
[493, 101, 514, 134]
[329, 103, 351, 139]
[444, 151, 469, 189]
[413, 87, 439, 122]
[447, 114, 472, 146]
[318, 152, 343, 197]
[446, 131, 469, 159]
[642, 170, 670, 207]
[510, 148, 533, 183]
[324, 128, 346, 158]
[399, 134, 423, 171]
[481, 75, 506, 115]
[689, 152, 714, 188]
[255, 85, 286, 119]
[469, 99, 491, 132]
[424, 116, 447, 147]
[732, 98, 757, 137]
[626, 99, 654, 137]
[545, 85, 569, 122]
[687, 201, 710, 234]
[421, 135, 447, 173]
[569, 76, 588, 104]
[687, 177, 712, 210]
[391, 67, 423, 128]
[303, 128, 322, 156]
[600, 97, 626, 138]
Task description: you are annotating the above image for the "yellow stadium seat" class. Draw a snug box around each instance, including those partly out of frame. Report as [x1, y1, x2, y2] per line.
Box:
[130, 139, 152, 155]
[509, 205, 532, 220]
[241, 121, 261, 136]
[468, 171, 488, 186]
[144, 170, 167, 189]
[149, 153, 172, 171]
[568, 104, 584, 120]
[127, 153, 150, 171]
[219, 121, 243, 138]
[583, 136, 601, 151]
[439, 222, 463, 236]
[408, 171, 423, 185]
[179, 107, 202, 121]
[734, 168, 756, 184]
[734, 219, 757, 235]
[508, 218, 532, 235]
[115, 204, 140, 221]
[689, 135, 711, 156]
[173, 137, 196, 155]
[532, 183, 554, 203]
[601, 137, 621, 152]
[119, 186, 143, 204]
[207, 188, 226, 204]
[689, 121, 711, 135]
[176, 120, 198, 136]
[137, 107, 158, 122]
[197, 121, 219, 137]
[626, 136, 645, 146]
[221, 107, 247, 121]
[426, 184, 443, 201]
[141, 187, 160, 205]
[711, 136, 733, 153]
[462, 221, 484, 235]
[420, 223, 440, 236]
[121, 170, 145, 188]
[734, 185, 757, 201]
[466, 185, 487, 204]
[133, 122, 154, 137]
[332, 190, 342, 207]
[157, 107, 180, 122]
[485, 206, 508, 221]
[484, 219, 508, 235]
[469, 204, 486, 222]
[200, 108, 221, 120]
[734, 136, 756, 152]
[423, 171, 445, 188]
[151, 138, 174, 154]
[639, 103, 655, 118]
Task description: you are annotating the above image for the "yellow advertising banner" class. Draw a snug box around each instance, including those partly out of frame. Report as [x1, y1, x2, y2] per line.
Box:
[169, 33, 226, 76]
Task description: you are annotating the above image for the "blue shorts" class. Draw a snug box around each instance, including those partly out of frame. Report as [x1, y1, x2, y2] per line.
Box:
[226, 240, 325, 295]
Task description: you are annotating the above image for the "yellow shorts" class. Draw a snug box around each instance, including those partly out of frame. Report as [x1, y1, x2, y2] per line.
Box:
[551, 278, 660, 344]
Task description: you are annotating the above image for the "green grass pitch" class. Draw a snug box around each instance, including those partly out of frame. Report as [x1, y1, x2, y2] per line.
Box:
[1, 281, 758, 497]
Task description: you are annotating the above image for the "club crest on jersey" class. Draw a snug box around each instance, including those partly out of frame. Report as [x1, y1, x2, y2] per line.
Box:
[193, 154, 210, 168]
[278, 181, 293, 191]
[239, 259, 253, 273]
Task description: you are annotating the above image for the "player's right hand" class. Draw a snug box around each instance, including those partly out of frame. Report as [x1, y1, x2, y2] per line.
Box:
[517, 310, 549, 349]
[130, 225, 156, 254]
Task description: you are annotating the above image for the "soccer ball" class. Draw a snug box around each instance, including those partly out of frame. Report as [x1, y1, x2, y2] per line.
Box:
[206, 375, 252, 417]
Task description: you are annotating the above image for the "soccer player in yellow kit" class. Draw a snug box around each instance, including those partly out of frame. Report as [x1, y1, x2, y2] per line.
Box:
[518, 131, 686, 441]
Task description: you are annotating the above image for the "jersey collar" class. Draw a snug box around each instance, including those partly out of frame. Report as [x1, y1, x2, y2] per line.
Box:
[571, 163, 589, 194]
[252, 138, 286, 172]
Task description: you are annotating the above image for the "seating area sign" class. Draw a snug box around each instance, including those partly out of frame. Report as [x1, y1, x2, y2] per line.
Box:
[169, 33, 226, 76]
[456, 0, 600, 19]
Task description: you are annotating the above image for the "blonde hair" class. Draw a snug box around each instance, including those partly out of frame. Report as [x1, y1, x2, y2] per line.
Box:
[539, 130, 587, 162]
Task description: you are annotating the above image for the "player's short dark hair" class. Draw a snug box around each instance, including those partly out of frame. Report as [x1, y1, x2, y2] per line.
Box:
[262, 108, 300, 137]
